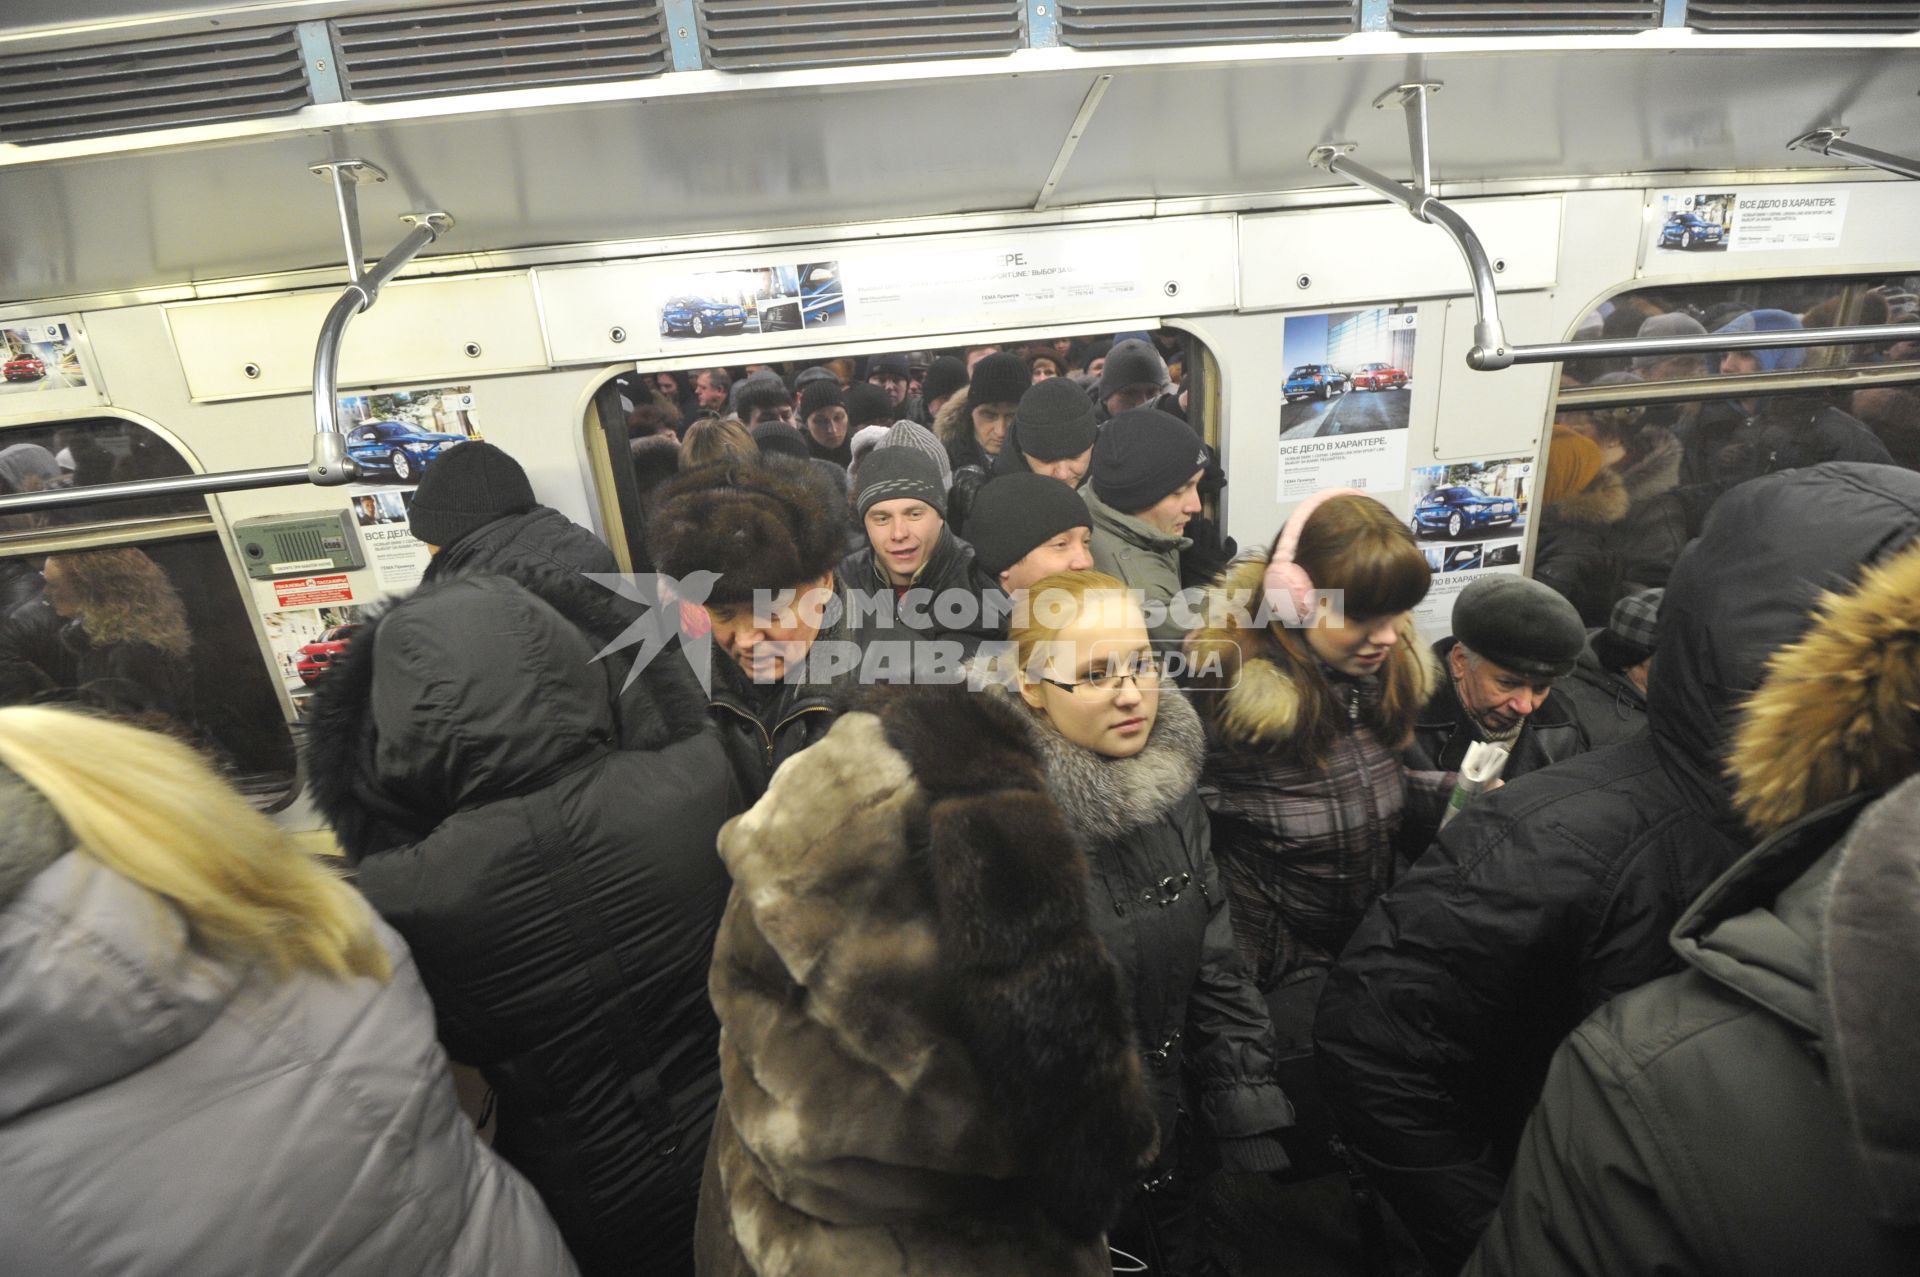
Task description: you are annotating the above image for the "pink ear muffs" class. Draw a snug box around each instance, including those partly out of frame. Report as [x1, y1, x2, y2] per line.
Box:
[1263, 487, 1369, 626]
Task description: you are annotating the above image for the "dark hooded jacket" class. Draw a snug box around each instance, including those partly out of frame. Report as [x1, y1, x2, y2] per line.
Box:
[1466, 536, 1920, 1277]
[1407, 636, 1589, 781]
[421, 505, 619, 584]
[305, 564, 737, 1277]
[1316, 462, 1920, 1276]
[1554, 636, 1648, 752]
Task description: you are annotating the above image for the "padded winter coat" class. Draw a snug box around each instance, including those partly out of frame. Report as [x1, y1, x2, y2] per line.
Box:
[0, 770, 577, 1277]
[1554, 637, 1648, 752]
[1468, 530, 1920, 1277]
[423, 504, 619, 583]
[307, 565, 737, 1277]
[696, 684, 1159, 1277]
[1316, 462, 1920, 1275]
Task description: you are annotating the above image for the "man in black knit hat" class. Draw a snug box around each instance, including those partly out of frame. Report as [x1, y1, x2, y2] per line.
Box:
[950, 375, 1098, 536]
[917, 355, 968, 426]
[798, 381, 852, 470]
[649, 457, 861, 799]
[965, 473, 1095, 634]
[409, 439, 617, 583]
[1084, 408, 1209, 641]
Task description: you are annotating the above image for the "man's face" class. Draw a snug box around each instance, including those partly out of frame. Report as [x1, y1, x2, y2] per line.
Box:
[1719, 349, 1762, 378]
[870, 373, 910, 407]
[1024, 447, 1091, 487]
[1135, 470, 1205, 537]
[863, 498, 943, 586]
[966, 346, 1001, 371]
[806, 406, 849, 449]
[1450, 644, 1554, 734]
[707, 572, 835, 682]
[1104, 383, 1161, 417]
[1000, 525, 1094, 595]
[748, 403, 795, 429]
[695, 373, 727, 409]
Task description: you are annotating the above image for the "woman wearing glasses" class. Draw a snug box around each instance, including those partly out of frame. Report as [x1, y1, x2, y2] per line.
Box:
[1183, 490, 1450, 1174]
[1007, 569, 1294, 1276]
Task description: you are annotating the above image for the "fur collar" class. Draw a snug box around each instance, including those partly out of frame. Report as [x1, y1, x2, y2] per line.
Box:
[1018, 685, 1205, 843]
[1184, 554, 1437, 750]
[1618, 427, 1683, 506]
[1730, 539, 1920, 834]
[1541, 468, 1631, 528]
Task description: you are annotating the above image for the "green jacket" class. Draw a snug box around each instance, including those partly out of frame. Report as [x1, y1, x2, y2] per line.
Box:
[1465, 782, 1920, 1277]
[1084, 487, 1192, 643]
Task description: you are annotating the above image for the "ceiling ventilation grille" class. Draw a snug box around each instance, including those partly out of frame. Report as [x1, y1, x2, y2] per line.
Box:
[334, 0, 668, 103]
[1057, 1, 1358, 47]
[0, 26, 310, 145]
[696, 1, 1023, 71]
[1687, 1, 1920, 31]
[1390, 2, 1662, 33]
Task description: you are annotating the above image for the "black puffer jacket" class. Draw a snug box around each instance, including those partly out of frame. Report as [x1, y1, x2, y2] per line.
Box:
[1007, 683, 1295, 1172]
[1316, 462, 1920, 1276]
[839, 528, 997, 653]
[706, 603, 864, 803]
[1553, 638, 1647, 752]
[306, 564, 738, 1277]
[422, 505, 619, 584]
[1406, 637, 1590, 781]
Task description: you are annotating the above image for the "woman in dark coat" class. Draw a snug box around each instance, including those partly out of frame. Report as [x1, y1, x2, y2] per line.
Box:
[308, 563, 738, 1277]
[40, 546, 194, 729]
[1002, 569, 1294, 1274]
[1531, 424, 1632, 626]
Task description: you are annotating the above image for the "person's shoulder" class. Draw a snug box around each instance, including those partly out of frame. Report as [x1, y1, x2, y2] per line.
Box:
[1430, 739, 1677, 874]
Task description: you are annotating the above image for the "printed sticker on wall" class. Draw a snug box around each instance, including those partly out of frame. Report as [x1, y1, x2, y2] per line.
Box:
[1651, 188, 1848, 255]
[1407, 453, 1534, 643]
[1276, 306, 1417, 501]
[0, 318, 104, 414]
[261, 603, 368, 693]
[656, 261, 846, 342]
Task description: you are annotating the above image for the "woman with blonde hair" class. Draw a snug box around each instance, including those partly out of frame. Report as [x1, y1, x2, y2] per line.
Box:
[40, 545, 193, 726]
[1001, 569, 1293, 1274]
[677, 414, 757, 470]
[0, 706, 576, 1277]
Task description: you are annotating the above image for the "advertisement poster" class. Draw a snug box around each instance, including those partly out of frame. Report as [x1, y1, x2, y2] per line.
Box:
[657, 261, 845, 341]
[337, 384, 476, 594]
[1407, 453, 1535, 642]
[1651, 188, 1848, 255]
[262, 602, 367, 694]
[0, 318, 102, 411]
[1276, 306, 1417, 500]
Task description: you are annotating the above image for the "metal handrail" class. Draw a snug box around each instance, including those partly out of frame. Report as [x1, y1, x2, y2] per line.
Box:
[1790, 127, 1920, 183]
[1310, 87, 1920, 372]
[0, 162, 451, 519]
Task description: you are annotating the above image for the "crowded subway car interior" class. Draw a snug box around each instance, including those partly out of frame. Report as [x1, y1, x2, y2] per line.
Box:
[3, 2, 1920, 1275]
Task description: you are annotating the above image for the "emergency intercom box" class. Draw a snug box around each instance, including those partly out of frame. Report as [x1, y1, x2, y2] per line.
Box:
[232, 510, 366, 580]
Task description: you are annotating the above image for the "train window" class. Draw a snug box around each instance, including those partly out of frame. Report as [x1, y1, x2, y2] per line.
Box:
[587, 329, 1210, 572]
[0, 416, 297, 806]
[1537, 275, 1920, 627]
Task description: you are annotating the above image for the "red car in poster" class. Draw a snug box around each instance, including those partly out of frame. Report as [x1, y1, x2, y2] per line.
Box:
[1351, 361, 1408, 391]
[296, 624, 360, 685]
[4, 353, 46, 381]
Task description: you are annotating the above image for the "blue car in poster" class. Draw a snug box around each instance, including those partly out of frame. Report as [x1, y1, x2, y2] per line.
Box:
[660, 295, 747, 337]
[799, 264, 845, 326]
[1659, 211, 1727, 250]
[345, 420, 467, 484]
[1284, 363, 1350, 401]
[1412, 485, 1519, 539]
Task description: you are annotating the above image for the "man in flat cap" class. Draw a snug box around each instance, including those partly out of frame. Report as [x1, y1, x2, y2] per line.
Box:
[1408, 575, 1591, 780]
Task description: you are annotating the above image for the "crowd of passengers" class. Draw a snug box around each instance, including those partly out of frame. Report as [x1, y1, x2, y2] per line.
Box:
[2, 324, 1918, 1277]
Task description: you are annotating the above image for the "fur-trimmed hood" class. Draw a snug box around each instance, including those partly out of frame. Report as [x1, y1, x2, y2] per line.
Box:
[305, 560, 712, 861]
[1183, 554, 1437, 752]
[1617, 426, 1684, 506]
[1730, 537, 1920, 834]
[1539, 468, 1630, 528]
[701, 682, 1156, 1276]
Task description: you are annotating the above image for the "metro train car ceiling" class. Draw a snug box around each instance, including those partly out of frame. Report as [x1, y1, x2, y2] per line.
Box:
[0, 1, 1917, 311]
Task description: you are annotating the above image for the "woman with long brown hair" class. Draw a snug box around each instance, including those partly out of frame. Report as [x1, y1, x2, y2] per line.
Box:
[1184, 489, 1451, 1168]
[41, 545, 194, 728]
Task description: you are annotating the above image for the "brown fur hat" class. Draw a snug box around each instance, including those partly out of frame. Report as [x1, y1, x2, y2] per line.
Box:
[647, 457, 848, 604]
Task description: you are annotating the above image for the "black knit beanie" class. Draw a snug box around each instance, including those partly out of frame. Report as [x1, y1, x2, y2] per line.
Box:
[1091, 409, 1208, 514]
[866, 351, 911, 381]
[921, 355, 969, 404]
[1098, 338, 1170, 400]
[969, 352, 1032, 409]
[798, 381, 845, 422]
[854, 446, 947, 520]
[842, 382, 896, 430]
[968, 473, 1091, 575]
[750, 422, 811, 463]
[407, 440, 535, 549]
[1012, 377, 1097, 462]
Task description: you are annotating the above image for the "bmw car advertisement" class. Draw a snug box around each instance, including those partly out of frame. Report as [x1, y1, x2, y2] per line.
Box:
[655, 260, 846, 340]
[1652, 187, 1849, 254]
[1406, 453, 1535, 644]
[1277, 305, 1419, 500]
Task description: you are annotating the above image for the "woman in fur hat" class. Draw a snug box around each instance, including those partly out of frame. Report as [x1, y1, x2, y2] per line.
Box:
[1184, 492, 1451, 1170]
[1002, 570, 1294, 1274]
